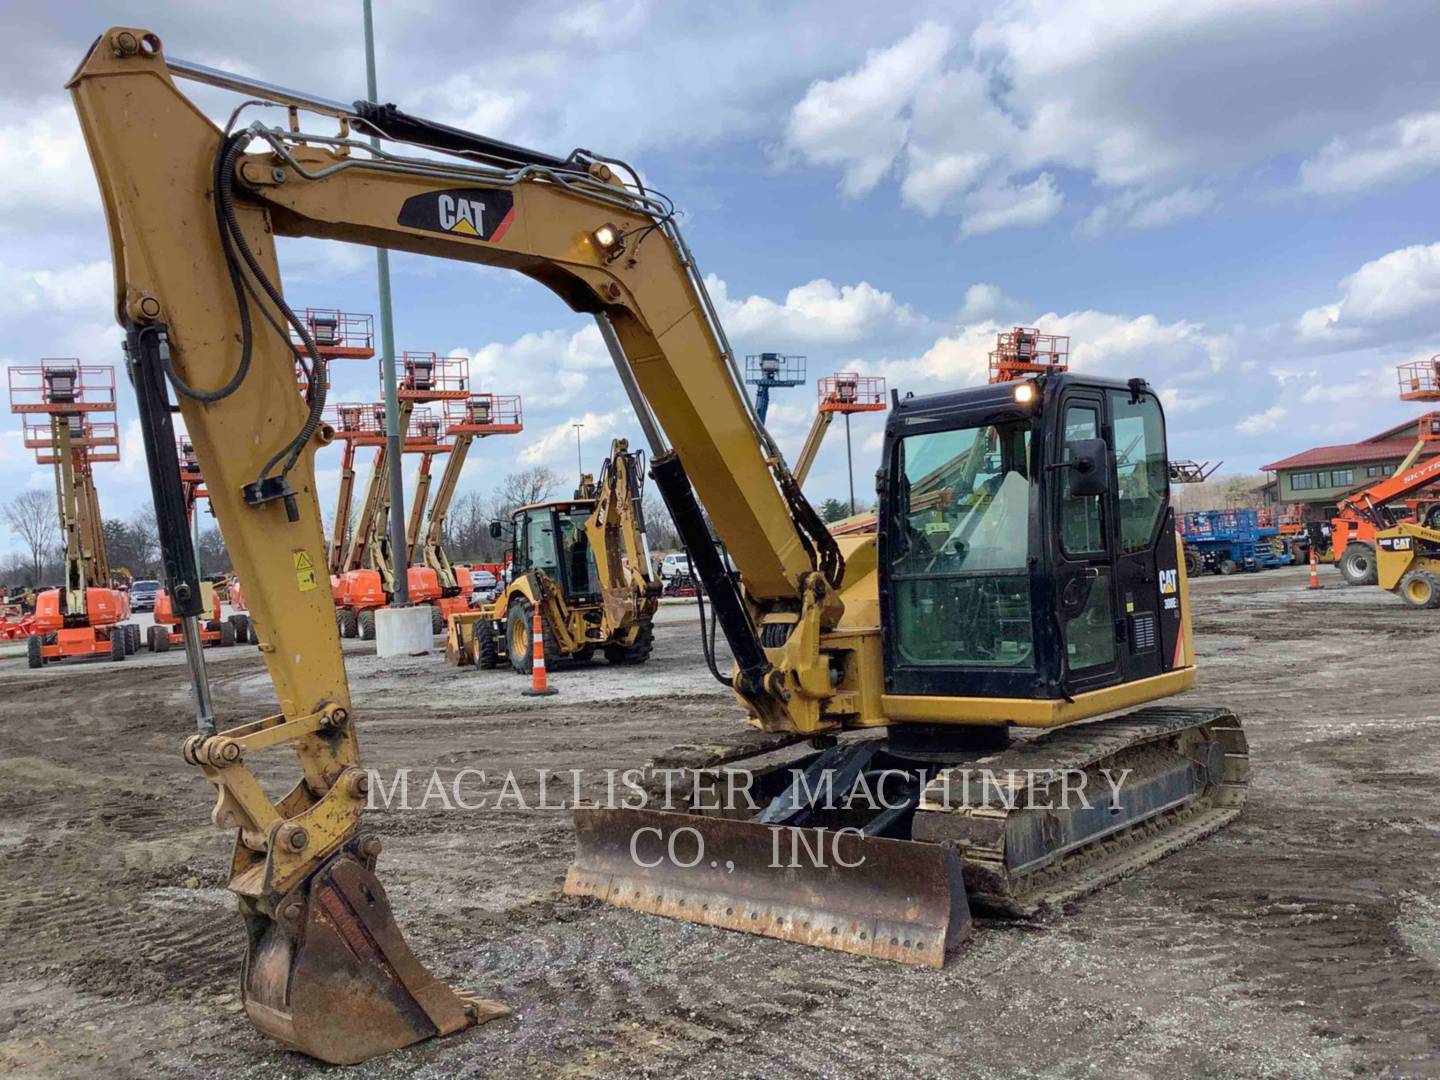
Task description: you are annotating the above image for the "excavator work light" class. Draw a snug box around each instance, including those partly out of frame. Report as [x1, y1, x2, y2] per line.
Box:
[592, 223, 621, 250]
[1013, 382, 1036, 404]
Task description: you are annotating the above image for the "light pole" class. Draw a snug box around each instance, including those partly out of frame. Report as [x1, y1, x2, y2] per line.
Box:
[573, 423, 584, 483]
[363, 0, 410, 606]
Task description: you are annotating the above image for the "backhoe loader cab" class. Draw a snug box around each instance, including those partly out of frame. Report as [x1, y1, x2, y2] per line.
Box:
[514, 499, 603, 606]
[877, 373, 1183, 702]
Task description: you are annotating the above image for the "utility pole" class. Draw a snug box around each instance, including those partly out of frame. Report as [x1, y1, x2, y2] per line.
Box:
[573, 423, 584, 483]
[363, 0, 410, 606]
[844, 412, 856, 515]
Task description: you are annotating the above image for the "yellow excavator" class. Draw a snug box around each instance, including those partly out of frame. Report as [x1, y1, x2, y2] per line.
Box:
[448, 437, 659, 670]
[71, 27, 1248, 1065]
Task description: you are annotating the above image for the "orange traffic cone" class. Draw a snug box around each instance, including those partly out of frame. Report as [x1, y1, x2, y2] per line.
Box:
[522, 605, 558, 696]
[1308, 544, 1323, 590]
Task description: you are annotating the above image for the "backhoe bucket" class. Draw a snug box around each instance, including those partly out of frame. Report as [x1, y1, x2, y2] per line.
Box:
[564, 808, 970, 967]
[241, 853, 509, 1064]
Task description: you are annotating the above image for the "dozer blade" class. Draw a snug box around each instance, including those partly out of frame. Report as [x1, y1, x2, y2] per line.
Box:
[241, 852, 509, 1065]
[564, 807, 970, 967]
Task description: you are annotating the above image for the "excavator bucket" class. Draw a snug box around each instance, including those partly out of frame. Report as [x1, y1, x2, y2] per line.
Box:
[564, 808, 970, 967]
[241, 853, 509, 1065]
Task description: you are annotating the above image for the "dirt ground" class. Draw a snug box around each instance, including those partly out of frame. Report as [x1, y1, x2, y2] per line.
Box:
[1, 566, 1437, 1078]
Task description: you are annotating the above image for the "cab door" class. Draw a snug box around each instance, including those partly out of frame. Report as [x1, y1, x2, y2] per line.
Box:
[1106, 389, 1171, 682]
[1052, 390, 1121, 693]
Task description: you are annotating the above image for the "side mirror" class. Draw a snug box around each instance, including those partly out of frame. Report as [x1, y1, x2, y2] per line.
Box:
[489, 520, 503, 539]
[1066, 438, 1110, 498]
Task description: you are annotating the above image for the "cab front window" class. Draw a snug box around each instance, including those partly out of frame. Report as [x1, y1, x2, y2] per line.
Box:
[890, 420, 1035, 669]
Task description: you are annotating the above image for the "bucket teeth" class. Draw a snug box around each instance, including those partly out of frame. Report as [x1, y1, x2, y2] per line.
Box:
[241, 852, 508, 1065]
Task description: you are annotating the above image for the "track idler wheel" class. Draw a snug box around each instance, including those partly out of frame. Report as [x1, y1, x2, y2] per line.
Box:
[240, 851, 508, 1064]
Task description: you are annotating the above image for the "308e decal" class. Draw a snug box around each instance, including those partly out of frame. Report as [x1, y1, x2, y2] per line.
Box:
[397, 188, 515, 242]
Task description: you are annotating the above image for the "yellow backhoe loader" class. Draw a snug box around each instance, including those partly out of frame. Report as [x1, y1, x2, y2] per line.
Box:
[71, 28, 1248, 1066]
[448, 437, 659, 670]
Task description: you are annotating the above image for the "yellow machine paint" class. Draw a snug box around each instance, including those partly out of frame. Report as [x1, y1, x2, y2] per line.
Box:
[1375, 522, 1440, 607]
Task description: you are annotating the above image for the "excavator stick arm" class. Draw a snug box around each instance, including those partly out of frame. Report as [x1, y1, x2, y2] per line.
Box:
[69, 31, 506, 1063]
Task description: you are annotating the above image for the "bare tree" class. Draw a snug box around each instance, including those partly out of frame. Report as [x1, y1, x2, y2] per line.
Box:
[126, 504, 161, 578]
[3, 490, 57, 586]
[489, 467, 562, 522]
[445, 490, 491, 560]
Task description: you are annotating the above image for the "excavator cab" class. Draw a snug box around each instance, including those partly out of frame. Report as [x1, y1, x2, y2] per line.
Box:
[879, 373, 1183, 704]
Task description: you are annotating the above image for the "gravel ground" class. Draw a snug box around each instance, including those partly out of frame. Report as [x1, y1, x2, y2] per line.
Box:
[0, 566, 1437, 1078]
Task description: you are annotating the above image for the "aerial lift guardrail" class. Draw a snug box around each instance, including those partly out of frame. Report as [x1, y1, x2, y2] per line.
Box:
[413, 393, 523, 621]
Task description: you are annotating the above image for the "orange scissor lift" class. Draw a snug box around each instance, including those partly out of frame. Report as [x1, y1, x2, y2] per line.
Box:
[793, 373, 888, 538]
[10, 361, 138, 667]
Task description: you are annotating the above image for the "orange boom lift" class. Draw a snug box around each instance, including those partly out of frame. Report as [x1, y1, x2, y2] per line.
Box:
[10, 361, 137, 667]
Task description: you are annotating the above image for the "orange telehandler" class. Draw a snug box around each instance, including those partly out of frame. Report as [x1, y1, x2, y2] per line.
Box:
[1329, 414, 1440, 586]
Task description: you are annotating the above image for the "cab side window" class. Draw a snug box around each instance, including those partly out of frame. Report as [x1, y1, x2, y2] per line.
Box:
[1109, 392, 1168, 553]
[1060, 403, 1104, 556]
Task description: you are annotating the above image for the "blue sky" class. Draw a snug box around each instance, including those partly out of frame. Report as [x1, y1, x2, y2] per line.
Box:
[3, 0, 1440, 555]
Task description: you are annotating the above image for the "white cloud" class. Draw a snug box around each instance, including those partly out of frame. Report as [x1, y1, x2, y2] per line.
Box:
[275, 238, 374, 283]
[959, 174, 1063, 237]
[464, 325, 609, 404]
[1158, 387, 1222, 415]
[707, 275, 922, 345]
[785, 23, 953, 197]
[959, 283, 1005, 321]
[1130, 187, 1217, 230]
[415, 75, 530, 143]
[0, 104, 96, 219]
[1295, 243, 1440, 348]
[863, 307, 1229, 394]
[519, 410, 626, 467]
[1079, 186, 1217, 238]
[1048, 310, 1230, 377]
[1300, 111, 1440, 194]
[0, 260, 112, 316]
[1299, 368, 1391, 403]
[784, 3, 1440, 232]
[1236, 406, 1286, 434]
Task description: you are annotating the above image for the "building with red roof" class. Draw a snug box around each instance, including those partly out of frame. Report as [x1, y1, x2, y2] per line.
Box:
[1261, 418, 1435, 520]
